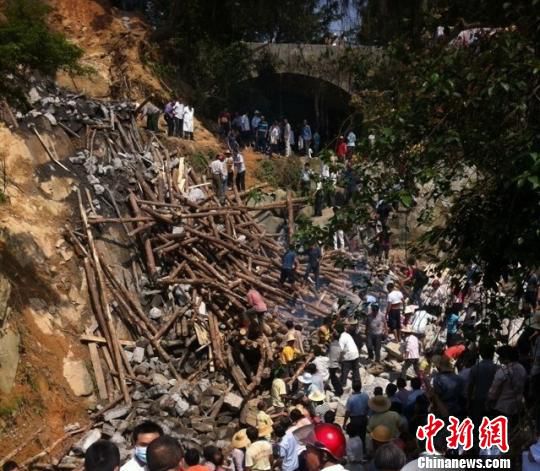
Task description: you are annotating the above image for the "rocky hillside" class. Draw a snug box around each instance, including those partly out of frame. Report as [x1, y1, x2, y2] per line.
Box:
[0, 0, 225, 462]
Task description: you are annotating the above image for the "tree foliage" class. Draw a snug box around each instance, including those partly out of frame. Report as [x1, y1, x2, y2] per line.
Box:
[151, 0, 340, 111]
[346, 1, 540, 285]
[0, 0, 84, 105]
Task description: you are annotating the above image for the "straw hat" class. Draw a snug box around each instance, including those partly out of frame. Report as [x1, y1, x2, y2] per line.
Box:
[298, 372, 313, 384]
[404, 305, 417, 315]
[437, 355, 455, 373]
[231, 429, 251, 449]
[308, 389, 326, 402]
[368, 395, 391, 413]
[370, 425, 393, 443]
[528, 312, 540, 331]
[401, 327, 421, 335]
[286, 332, 296, 342]
[344, 318, 358, 326]
[258, 423, 273, 438]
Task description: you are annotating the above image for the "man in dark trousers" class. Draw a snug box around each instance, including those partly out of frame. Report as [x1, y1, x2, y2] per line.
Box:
[304, 242, 322, 291]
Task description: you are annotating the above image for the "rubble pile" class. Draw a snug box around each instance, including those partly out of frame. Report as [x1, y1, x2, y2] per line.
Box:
[19, 101, 353, 467]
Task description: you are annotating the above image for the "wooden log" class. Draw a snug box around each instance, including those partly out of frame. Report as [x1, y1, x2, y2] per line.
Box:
[287, 190, 294, 244]
[152, 306, 190, 342]
[288, 353, 315, 386]
[0, 427, 44, 466]
[78, 189, 131, 406]
[80, 334, 136, 347]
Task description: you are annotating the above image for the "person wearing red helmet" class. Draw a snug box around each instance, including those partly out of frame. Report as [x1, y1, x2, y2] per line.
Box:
[298, 423, 349, 471]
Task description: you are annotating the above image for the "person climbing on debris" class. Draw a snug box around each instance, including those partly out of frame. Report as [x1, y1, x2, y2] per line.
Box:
[139, 100, 161, 132]
[304, 242, 322, 291]
[281, 333, 302, 368]
[246, 285, 267, 323]
[400, 328, 422, 378]
[280, 246, 298, 286]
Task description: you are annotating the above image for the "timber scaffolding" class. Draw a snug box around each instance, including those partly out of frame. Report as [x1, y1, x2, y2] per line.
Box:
[24, 109, 357, 467]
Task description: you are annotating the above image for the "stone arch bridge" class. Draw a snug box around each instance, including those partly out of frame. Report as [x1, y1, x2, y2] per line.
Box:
[244, 42, 382, 94]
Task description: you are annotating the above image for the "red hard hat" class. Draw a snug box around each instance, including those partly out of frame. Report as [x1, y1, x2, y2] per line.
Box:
[296, 423, 346, 461]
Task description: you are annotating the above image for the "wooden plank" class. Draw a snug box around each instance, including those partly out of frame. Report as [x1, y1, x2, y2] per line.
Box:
[88, 342, 108, 400]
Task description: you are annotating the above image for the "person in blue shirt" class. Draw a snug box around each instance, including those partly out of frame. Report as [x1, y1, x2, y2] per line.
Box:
[256, 117, 269, 152]
[446, 305, 460, 346]
[280, 248, 297, 285]
[302, 120, 312, 155]
[344, 382, 369, 449]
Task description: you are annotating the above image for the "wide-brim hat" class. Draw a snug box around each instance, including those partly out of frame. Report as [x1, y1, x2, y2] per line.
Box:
[308, 389, 326, 402]
[404, 305, 417, 314]
[344, 318, 358, 326]
[368, 395, 391, 413]
[528, 312, 540, 331]
[286, 332, 296, 342]
[258, 423, 273, 438]
[231, 428, 251, 449]
[370, 424, 393, 443]
[298, 372, 313, 384]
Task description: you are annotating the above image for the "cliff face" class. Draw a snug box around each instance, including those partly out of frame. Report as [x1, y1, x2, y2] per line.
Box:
[0, 1, 223, 462]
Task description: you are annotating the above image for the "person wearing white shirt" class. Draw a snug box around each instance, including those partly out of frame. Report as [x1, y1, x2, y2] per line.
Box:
[210, 154, 226, 203]
[283, 119, 292, 157]
[183, 105, 194, 140]
[339, 323, 360, 387]
[386, 282, 404, 341]
[172, 100, 185, 138]
[346, 131, 356, 157]
[233, 152, 246, 191]
[121, 421, 163, 471]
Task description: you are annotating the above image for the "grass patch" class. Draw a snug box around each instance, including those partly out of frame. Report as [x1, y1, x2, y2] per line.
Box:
[255, 157, 303, 191]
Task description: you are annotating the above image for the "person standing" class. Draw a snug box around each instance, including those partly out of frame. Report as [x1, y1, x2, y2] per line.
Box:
[280, 247, 297, 285]
[344, 382, 369, 446]
[302, 120, 312, 155]
[218, 109, 231, 138]
[366, 303, 385, 363]
[328, 331, 343, 396]
[240, 112, 251, 147]
[467, 342, 497, 423]
[234, 151, 246, 191]
[336, 136, 348, 161]
[339, 322, 361, 387]
[313, 130, 321, 154]
[257, 116, 269, 152]
[183, 105, 194, 140]
[386, 282, 404, 342]
[230, 429, 251, 471]
[488, 345, 527, 429]
[400, 329, 421, 378]
[224, 151, 234, 190]
[346, 130, 356, 157]
[210, 154, 226, 204]
[269, 121, 281, 155]
[164, 101, 175, 137]
[304, 242, 322, 291]
[251, 111, 261, 147]
[300, 163, 312, 196]
[173, 100, 184, 137]
[283, 119, 292, 157]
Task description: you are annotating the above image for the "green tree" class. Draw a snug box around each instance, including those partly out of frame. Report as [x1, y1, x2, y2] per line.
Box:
[0, 0, 84, 105]
[344, 1, 540, 286]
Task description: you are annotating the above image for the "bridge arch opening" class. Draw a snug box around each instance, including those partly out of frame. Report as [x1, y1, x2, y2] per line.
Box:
[228, 72, 361, 145]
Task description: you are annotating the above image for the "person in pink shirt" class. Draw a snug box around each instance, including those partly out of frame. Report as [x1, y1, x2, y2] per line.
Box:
[246, 285, 267, 322]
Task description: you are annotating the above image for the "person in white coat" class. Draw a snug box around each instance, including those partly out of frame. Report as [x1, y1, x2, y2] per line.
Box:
[183, 105, 194, 140]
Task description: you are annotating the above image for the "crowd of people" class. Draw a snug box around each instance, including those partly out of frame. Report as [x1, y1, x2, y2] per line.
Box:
[61, 255, 540, 471]
[218, 110, 324, 158]
[136, 98, 196, 139]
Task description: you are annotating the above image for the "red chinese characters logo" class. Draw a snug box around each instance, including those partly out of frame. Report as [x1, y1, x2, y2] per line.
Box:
[447, 416, 474, 451]
[416, 415, 508, 453]
[416, 414, 445, 453]
[478, 416, 509, 453]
